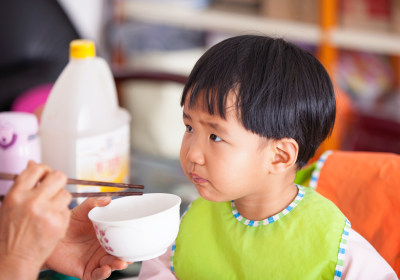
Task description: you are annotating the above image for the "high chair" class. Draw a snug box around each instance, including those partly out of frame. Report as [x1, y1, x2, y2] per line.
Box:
[295, 150, 400, 277]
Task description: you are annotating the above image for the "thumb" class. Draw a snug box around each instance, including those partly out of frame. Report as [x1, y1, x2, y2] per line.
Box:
[73, 197, 112, 219]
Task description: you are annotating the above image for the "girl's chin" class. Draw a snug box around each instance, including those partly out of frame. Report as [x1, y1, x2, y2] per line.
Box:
[195, 186, 228, 202]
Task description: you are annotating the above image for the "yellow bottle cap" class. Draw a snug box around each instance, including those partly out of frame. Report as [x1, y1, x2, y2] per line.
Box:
[70, 39, 96, 59]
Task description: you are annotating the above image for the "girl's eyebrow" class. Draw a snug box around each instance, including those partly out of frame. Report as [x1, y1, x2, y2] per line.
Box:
[183, 110, 228, 135]
[206, 121, 228, 135]
[183, 111, 191, 120]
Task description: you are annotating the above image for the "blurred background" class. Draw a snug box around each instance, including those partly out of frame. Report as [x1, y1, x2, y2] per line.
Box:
[1, 0, 400, 278]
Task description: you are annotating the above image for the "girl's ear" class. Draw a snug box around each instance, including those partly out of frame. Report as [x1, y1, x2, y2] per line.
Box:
[269, 138, 299, 174]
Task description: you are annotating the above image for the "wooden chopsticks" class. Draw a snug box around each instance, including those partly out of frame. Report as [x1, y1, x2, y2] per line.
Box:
[0, 191, 142, 202]
[69, 191, 143, 197]
[0, 172, 144, 200]
[0, 172, 144, 189]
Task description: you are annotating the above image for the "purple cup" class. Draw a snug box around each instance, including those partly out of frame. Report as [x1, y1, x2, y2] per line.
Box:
[0, 112, 41, 195]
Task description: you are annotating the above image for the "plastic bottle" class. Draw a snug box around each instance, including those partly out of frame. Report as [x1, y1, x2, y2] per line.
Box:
[40, 40, 131, 198]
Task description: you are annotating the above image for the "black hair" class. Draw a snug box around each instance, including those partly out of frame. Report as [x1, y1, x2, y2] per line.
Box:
[181, 35, 336, 168]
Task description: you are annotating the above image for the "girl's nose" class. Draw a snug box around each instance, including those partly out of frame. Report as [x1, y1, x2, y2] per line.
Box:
[185, 137, 205, 166]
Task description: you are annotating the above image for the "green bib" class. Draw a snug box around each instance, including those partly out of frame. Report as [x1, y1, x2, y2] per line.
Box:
[171, 186, 350, 279]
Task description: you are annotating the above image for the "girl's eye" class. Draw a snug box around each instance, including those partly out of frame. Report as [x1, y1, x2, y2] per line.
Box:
[185, 125, 193, 133]
[210, 134, 222, 142]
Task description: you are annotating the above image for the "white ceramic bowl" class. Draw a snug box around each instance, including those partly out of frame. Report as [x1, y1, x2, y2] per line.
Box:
[88, 193, 181, 262]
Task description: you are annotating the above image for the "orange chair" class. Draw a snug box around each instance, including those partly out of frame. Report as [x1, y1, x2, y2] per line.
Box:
[296, 150, 400, 277]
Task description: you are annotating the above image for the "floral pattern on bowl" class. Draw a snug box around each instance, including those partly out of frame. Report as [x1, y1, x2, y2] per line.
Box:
[93, 224, 114, 253]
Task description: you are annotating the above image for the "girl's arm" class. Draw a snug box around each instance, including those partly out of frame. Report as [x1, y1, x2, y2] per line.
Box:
[139, 246, 177, 280]
[342, 228, 398, 280]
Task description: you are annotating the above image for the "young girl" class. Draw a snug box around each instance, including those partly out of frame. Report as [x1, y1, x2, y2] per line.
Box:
[139, 35, 397, 279]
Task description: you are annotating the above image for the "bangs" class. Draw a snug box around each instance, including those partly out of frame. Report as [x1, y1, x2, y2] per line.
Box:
[182, 82, 240, 119]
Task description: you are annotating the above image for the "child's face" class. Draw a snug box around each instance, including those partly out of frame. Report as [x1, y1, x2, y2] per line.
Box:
[180, 92, 273, 203]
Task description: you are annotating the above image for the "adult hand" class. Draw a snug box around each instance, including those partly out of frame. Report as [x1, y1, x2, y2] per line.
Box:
[45, 196, 130, 280]
[0, 161, 72, 280]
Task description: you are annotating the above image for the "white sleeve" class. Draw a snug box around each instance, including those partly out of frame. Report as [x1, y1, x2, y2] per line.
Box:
[342, 228, 398, 280]
[138, 246, 177, 280]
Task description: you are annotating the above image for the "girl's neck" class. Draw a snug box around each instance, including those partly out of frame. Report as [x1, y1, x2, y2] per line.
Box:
[234, 183, 298, 221]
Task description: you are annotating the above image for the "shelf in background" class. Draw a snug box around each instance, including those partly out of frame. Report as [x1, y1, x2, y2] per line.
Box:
[122, 1, 400, 55]
[331, 29, 400, 56]
[121, 1, 320, 44]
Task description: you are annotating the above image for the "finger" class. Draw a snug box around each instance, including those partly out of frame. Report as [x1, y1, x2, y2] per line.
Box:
[111, 260, 129, 271]
[93, 197, 112, 208]
[34, 170, 68, 199]
[10, 161, 51, 193]
[85, 196, 112, 208]
[48, 189, 73, 210]
[91, 265, 112, 280]
[73, 197, 112, 220]
[99, 255, 129, 271]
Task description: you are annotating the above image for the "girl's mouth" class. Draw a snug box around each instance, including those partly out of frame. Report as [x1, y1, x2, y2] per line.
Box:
[190, 173, 208, 184]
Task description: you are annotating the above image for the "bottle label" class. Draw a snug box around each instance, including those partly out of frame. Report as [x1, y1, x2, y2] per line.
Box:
[76, 124, 130, 198]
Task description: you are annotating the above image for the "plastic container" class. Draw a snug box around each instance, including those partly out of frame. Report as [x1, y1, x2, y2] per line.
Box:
[40, 40, 131, 197]
[0, 112, 41, 195]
